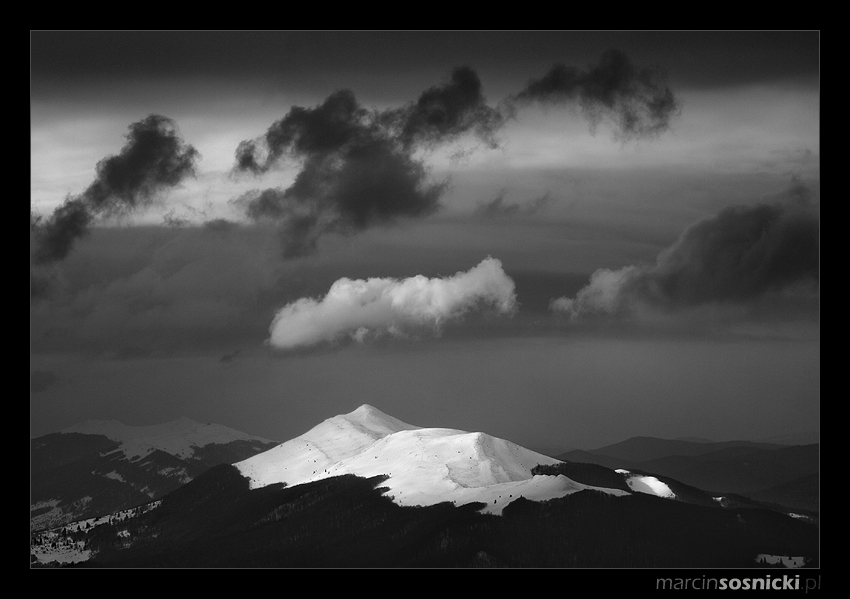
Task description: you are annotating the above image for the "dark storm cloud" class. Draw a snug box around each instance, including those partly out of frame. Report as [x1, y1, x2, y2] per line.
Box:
[232, 188, 327, 258]
[231, 72, 495, 257]
[233, 90, 366, 174]
[235, 53, 679, 259]
[474, 190, 552, 219]
[513, 49, 680, 140]
[31, 115, 200, 264]
[551, 180, 819, 318]
[387, 66, 506, 150]
[31, 198, 93, 264]
[232, 176, 442, 259]
[646, 202, 819, 305]
[80, 115, 199, 212]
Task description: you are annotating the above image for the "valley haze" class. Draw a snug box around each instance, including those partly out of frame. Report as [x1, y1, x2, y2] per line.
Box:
[31, 32, 818, 463]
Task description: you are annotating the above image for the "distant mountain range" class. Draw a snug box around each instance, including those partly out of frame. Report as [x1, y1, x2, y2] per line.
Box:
[31, 406, 818, 568]
[31, 418, 279, 530]
[557, 436, 819, 511]
[575, 436, 789, 463]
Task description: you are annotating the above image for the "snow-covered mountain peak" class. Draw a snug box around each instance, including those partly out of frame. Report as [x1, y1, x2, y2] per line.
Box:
[236, 406, 627, 515]
[341, 404, 420, 435]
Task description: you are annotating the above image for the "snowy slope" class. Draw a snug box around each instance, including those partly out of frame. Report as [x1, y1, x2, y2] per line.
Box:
[237, 404, 628, 515]
[63, 417, 276, 460]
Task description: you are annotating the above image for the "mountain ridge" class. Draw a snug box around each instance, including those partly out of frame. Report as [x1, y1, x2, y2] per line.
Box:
[32, 405, 819, 567]
[61, 417, 276, 460]
[557, 438, 818, 512]
[236, 404, 628, 515]
[579, 435, 788, 463]
[31, 418, 279, 530]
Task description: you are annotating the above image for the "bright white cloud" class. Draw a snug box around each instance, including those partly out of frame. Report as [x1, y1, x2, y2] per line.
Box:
[268, 257, 517, 349]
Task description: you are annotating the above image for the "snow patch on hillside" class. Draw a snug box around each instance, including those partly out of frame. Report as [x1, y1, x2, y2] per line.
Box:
[31, 501, 163, 565]
[756, 554, 809, 568]
[616, 469, 676, 499]
[237, 404, 628, 515]
[158, 466, 191, 484]
[31, 497, 93, 532]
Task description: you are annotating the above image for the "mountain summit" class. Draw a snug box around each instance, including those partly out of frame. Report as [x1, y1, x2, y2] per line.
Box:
[237, 404, 627, 514]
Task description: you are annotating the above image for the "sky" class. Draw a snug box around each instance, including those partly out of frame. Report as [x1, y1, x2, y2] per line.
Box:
[30, 31, 819, 453]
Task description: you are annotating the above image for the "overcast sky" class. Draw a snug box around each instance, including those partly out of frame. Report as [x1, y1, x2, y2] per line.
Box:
[30, 31, 819, 453]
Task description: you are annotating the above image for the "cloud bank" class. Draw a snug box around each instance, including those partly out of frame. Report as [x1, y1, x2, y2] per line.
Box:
[29, 225, 285, 355]
[234, 50, 679, 258]
[32, 115, 200, 264]
[551, 185, 819, 320]
[268, 257, 517, 349]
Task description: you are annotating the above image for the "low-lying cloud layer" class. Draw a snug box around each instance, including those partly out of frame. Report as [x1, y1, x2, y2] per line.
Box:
[268, 257, 517, 349]
[551, 183, 819, 320]
[31, 115, 200, 264]
[234, 50, 679, 258]
[29, 225, 286, 355]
